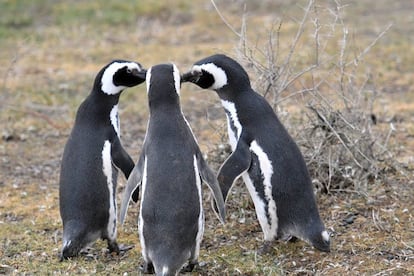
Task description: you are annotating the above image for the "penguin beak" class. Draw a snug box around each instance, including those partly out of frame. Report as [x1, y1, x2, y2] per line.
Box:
[132, 68, 147, 79]
[181, 69, 202, 84]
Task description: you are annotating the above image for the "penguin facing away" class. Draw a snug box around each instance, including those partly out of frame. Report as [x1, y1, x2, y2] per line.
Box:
[59, 60, 146, 260]
[120, 63, 225, 275]
[181, 54, 330, 253]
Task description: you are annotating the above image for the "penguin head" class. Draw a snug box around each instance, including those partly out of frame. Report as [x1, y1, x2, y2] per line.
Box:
[97, 60, 147, 95]
[146, 63, 181, 106]
[182, 54, 251, 95]
[309, 229, 331, 253]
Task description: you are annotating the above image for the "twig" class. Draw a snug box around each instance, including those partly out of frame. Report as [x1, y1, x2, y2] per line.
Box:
[312, 4, 321, 66]
[280, 0, 314, 74]
[2, 53, 18, 94]
[8, 106, 68, 130]
[210, 0, 241, 38]
[384, 122, 396, 147]
[345, 23, 393, 67]
[329, 188, 368, 196]
[308, 105, 364, 169]
[2, 38, 32, 93]
[279, 64, 318, 93]
[275, 88, 316, 105]
[401, 240, 414, 251]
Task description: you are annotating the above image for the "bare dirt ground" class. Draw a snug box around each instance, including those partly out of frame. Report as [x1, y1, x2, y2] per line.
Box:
[1, 0, 413, 275]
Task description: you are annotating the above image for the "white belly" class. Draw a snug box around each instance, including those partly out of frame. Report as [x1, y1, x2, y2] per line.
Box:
[102, 140, 117, 241]
[246, 141, 278, 241]
[193, 155, 204, 260]
[220, 100, 278, 241]
[221, 100, 242, 151]
[138, 157, 149, 261]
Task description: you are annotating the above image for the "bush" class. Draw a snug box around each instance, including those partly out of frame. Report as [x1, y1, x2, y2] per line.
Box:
[213, 0, 398, 193]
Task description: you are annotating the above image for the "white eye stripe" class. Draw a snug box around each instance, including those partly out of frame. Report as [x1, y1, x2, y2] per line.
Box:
[124, 62, 141, 71]
[145, 64, 180, 95]
[101, 61, 141, 95]
[145, 67, 152, 94]
[172, 63, 181, 95]
[110, 105, 120, 137]
[322, 230, 330, 242]
[192, 63, 228, 90]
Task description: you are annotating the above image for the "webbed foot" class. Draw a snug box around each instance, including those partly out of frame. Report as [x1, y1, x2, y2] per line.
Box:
[181, 260, 198, 272]
[107, 240, 120, 255]
[140, 262, 155, 274]
[257, 241, 274, 255]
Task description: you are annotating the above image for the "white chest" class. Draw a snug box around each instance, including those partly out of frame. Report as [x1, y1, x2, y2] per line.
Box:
[244, 140, 278, 241]
[110, 105, 120, 137]
[101, 140, 117, 240]
[221, 100, 242, 151]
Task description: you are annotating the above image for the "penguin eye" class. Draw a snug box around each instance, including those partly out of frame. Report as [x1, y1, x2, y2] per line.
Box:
[126, 68, 132, 74]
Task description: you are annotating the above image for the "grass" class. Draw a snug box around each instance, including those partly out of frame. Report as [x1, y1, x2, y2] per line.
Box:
[1, 0, 414, 274]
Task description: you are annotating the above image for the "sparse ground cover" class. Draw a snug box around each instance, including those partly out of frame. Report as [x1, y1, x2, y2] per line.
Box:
[1, 0, 413, 275]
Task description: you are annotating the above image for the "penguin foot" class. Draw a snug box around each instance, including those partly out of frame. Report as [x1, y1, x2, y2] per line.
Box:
[181, 260, 198, 273]
[107, 240, 120, 255]
[257, 241, 274, 255]
[139, 262, 154, 274]
[283, 235, 298, 243]
[79, 246, 97, 260]
[118, 243, 134, 253]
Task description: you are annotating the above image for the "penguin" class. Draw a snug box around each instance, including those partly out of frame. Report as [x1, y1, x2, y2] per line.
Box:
[119, 63, 225, 275]
[181, 54, 330, 253]
[59, 60, 146, 260]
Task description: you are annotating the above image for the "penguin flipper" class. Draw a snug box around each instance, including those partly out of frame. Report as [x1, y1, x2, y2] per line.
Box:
[119, 154, 144, 225]
[111, 137, 135, 178]
[218, 139, 251, 201]
[196, 153, 226, 223]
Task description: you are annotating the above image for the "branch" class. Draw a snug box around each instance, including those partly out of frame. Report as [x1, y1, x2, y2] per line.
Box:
[210, 0, 242, 38]
[346, 23, 393, 67]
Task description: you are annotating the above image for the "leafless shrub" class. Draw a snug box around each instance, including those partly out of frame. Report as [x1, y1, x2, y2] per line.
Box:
[212, 0, 400, 193]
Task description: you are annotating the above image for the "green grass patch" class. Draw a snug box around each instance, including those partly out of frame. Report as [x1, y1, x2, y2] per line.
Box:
[0, 0, 196, 40]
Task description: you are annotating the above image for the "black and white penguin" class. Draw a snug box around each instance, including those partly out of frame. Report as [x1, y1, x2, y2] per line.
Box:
[181, 54, 330, 253]
[59, 60, 146, 260]
[120, 63, 225, 275]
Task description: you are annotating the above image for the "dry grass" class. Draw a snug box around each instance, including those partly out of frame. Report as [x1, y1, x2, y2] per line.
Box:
[1, 0, 413, 274]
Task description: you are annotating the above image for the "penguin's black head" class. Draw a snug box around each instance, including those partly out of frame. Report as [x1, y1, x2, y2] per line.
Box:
[97, 60, 146, 95]
[181, 54, 251, 93]
[309, 229, 331, 253]
[145, 63, 181, 105]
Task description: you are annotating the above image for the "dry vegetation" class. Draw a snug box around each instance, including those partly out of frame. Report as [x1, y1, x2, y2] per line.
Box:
[1, 0, 413, 275]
